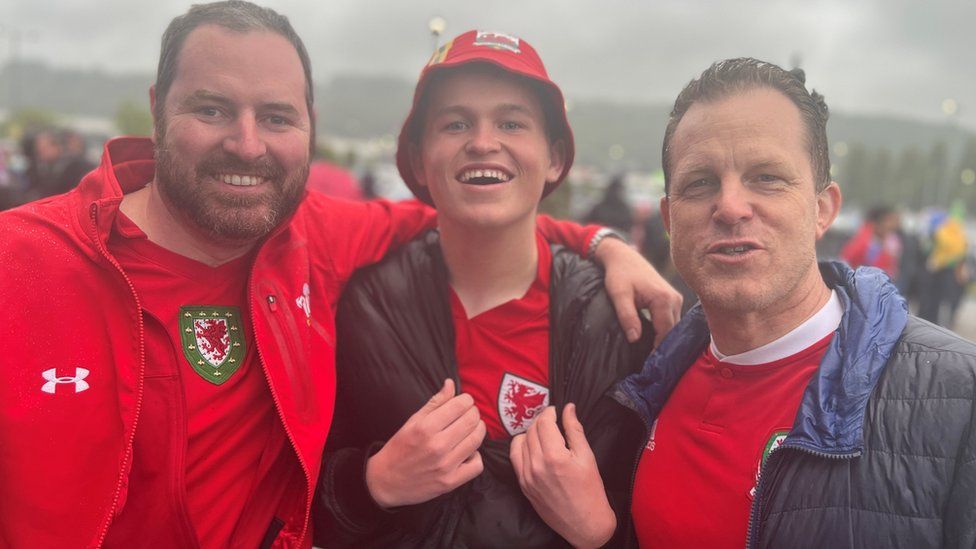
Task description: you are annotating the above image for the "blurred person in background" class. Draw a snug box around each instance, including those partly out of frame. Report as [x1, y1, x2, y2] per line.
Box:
[14, 128, 95, 205]
[21, 128, 64, 201]
[56, 129, 97, 192]
[306, 158, 365, 200]
[640, 207, 697, 314]
[585, 173, 634, 233]
[0, 143, 23, 210]
[839, 205, 902, 281]
[919, 201, 969, 327]
[359, 167, 378, 199]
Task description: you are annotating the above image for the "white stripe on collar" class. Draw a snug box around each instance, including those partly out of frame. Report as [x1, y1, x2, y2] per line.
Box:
[710, 290, 842, 365]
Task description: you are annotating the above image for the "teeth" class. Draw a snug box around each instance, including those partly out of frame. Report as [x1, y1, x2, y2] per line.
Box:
[459, 169, 511, 183]
[720, 246, 749, 255]
[219, 174, 263, 186]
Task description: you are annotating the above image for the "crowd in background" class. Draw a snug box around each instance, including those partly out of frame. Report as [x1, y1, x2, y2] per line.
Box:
[0, 128, 95, 210]
[1, 129, 972, 331]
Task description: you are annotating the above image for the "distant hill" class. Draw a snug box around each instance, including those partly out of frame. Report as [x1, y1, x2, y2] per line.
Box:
[2, 61, 972, 171]
[0, 61, 149, 119]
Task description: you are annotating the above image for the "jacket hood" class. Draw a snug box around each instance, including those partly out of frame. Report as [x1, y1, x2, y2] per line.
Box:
[614, 261, 909, 454]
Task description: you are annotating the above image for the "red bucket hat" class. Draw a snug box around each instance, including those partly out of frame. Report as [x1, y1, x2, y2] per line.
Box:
[395, 30, 575, 206]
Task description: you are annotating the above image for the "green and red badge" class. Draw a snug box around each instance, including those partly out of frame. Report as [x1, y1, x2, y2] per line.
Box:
[179, 306, 246, 385]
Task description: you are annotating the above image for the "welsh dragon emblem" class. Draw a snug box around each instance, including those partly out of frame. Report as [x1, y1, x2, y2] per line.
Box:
[179, 306, 246, 385]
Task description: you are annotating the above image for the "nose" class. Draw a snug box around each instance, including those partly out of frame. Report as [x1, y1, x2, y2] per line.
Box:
[464, 122, 501, 156]
[712, 179, 754, 226]
[222, 114, 267, 162]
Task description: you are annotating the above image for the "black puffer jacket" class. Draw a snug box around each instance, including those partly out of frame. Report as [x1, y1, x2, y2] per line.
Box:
[314, 231, 651, 548]
[615, 262, 976, 548]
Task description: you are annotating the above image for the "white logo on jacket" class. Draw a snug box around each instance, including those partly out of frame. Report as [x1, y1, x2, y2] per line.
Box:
[41, 368, 90, 394]
[296, 283, 311, 325]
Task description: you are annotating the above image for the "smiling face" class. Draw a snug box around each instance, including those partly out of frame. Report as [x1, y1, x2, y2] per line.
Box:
[151, 24, 311, 244]
[412, 65, 565, 230]
[662, 87, 840, 315]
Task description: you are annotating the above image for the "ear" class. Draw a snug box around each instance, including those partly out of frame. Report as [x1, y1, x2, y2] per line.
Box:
[545, 139, 568, 184]
[660, 195, 672, 235]
[815, 181, 842, 240]
[149, 85, 159, 144]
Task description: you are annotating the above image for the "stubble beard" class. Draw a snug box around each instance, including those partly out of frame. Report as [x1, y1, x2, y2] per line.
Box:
[671, 232, 817, 317]
[153, 128, 308, 245]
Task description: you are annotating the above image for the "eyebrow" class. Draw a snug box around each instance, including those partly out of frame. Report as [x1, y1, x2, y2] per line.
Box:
[494, 103, 534, 116]
[181, 90, 231, 106]
[430, 102, 535, 117]
[181, 90, 301, 116]
[750, 160, 791, 171]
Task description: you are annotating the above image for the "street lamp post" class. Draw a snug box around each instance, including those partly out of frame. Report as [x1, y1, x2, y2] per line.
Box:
[940, 98, 962, 206]
[428, 17, 446, 52]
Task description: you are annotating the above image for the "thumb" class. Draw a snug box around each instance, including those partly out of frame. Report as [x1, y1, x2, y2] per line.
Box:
[510, 434, 525, 476]
[562, 403, 593, 456]
[420, 379, 455, 414]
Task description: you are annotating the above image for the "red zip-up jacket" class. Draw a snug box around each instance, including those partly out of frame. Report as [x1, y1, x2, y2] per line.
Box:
[0, 137, 595, 548]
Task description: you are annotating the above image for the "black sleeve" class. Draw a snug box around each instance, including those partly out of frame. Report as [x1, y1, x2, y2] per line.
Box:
[559, 288, 653, 547]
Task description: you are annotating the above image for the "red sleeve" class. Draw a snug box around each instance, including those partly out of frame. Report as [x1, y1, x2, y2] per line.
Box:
[306, 196, 436, 286]
[536, 215, 601, 257]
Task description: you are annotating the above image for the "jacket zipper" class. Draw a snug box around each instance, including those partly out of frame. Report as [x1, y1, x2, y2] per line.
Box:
[608, 389, 653, 547]
[744, 444, 860, 549]
[89, 203, 147, 548]
[251, 286, 314, 547]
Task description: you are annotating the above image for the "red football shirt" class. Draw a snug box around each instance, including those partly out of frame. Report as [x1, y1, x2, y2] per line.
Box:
[630, 334, 833, 548]
[108, 212, 289, 547]
[454, 232, 552, 440]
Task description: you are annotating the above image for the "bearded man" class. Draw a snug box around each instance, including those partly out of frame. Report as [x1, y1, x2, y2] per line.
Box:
[0, 3, 681, 547]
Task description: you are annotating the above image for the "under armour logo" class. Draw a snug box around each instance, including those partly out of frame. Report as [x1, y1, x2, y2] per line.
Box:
[41, 368, 90, 394]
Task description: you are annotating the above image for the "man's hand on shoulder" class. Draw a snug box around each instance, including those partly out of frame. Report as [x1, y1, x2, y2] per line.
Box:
[593, 235, 682, 347]
[365, 379, 486, 508]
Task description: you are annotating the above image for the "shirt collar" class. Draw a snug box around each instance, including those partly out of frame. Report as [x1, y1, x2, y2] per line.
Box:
[710, 290, 842, 365]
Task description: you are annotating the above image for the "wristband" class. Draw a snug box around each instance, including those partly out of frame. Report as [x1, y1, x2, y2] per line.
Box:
[586, 227, 627, 259]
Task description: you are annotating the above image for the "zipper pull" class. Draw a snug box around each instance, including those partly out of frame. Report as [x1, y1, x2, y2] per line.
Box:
[267, 295, 278, 312]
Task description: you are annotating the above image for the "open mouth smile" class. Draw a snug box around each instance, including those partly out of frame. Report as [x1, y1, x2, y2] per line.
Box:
[456, 168, 513, 186]
[216, 173, 268, 187]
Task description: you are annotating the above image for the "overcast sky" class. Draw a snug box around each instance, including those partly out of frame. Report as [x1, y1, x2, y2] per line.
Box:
[2, 0, 973, 129]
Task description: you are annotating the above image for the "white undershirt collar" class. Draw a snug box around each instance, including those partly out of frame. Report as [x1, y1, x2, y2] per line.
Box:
[710, 290, 842, 365]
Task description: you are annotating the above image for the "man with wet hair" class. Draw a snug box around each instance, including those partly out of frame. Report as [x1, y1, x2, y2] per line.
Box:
[0, 3, 680, 547]
[619, 58, 976, 548]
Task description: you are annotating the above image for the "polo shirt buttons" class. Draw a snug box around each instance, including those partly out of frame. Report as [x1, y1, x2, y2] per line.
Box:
[720, 367, 734, 379]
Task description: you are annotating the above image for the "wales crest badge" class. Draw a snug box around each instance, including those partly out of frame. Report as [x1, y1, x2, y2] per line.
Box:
[179, 306, 246, 385]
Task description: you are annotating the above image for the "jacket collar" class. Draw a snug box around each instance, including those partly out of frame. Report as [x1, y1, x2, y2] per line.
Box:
[75, 137, 156, 243]
[614, 261, 908, 453]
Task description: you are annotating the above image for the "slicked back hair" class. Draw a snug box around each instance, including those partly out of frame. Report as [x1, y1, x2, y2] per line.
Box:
[662, 58, 831, 194]
[154, 1, 315, 149]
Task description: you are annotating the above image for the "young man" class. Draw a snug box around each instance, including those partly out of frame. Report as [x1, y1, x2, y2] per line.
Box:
[316, 31, 651, 548]
[617, 58, 976, 548]
[0, 3, 681, 547]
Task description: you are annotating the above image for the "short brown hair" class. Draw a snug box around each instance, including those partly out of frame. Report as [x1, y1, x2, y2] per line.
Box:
[662, 58, 831, 193]
[154, 1, 315, 149]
